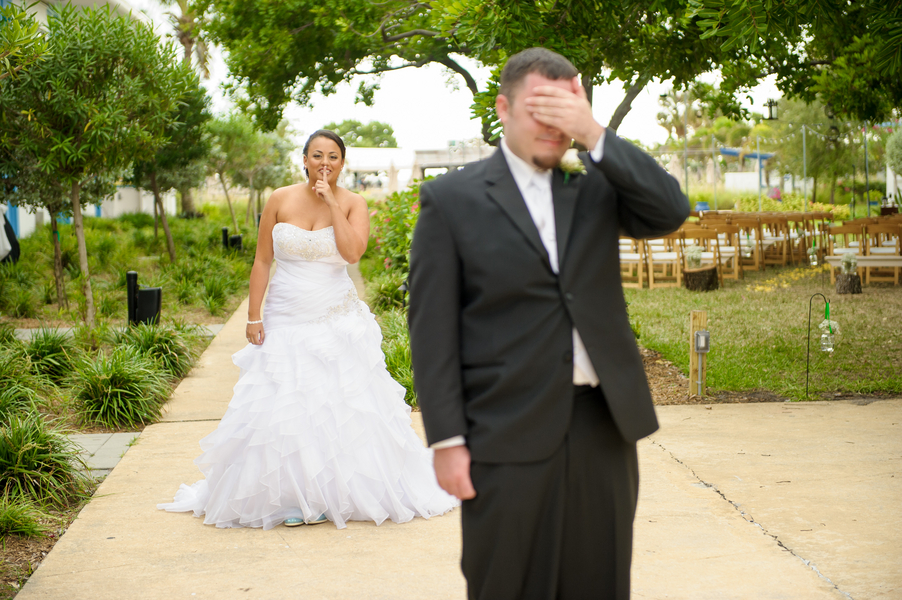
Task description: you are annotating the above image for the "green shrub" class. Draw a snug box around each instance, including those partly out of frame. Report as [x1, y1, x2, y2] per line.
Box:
[365, 270, 407, 313]
[72, 347, 170, 428]
[369, 182, 424, 276]
[113, 323, 197, 378]
[0, 321, 16, 345]
[377, 309, 416, 407]
[25, 328, 80, 384]
[0, 413, 90, 506]
[0, 346, 44, 419]
[0, 496, 52, 538]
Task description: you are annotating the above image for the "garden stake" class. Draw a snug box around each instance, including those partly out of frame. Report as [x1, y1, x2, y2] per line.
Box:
[806, 292, 831, 399]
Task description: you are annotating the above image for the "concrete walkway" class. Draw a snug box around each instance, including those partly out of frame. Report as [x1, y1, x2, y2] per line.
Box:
[16, 276, 900, 598]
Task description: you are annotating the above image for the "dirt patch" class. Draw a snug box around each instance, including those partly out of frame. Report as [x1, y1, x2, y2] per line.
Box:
[0, 495, 91, 600]
[641, 346, 790, 405]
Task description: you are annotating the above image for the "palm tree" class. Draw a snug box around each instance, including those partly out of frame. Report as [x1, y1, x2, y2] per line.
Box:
[167, 0, 210, 79]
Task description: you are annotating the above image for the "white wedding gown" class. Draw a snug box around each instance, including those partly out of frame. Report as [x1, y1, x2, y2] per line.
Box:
[158, 223, 458, 529]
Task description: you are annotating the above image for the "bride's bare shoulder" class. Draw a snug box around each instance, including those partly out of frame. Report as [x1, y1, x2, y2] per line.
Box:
[336, 187, 367, 210]
[270, 183, 307, 202]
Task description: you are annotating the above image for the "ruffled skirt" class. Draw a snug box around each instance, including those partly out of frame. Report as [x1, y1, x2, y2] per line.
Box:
[157, 304, 458, 530]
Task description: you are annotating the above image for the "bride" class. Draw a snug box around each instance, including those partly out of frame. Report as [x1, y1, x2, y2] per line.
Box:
[158, 130, 458, 530]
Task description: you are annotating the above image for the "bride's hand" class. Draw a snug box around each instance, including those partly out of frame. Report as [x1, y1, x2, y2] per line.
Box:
[314, 179, 338, 208]
[246, 323, 265, 345]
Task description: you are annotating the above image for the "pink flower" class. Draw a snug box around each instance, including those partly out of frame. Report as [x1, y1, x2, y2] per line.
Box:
[369, 209, 378, 216]
[384, 217, 391, 222]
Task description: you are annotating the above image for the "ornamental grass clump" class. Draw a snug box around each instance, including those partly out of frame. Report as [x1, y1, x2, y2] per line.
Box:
[72, 347, 170, 428]
[112, 323, 197, 378]
[25, 328, 81, 384]
[0, 346, 46, 419]
[0, 414, 90, 506]
[0, 495, 52, 539]
[377, 309, 416, 407]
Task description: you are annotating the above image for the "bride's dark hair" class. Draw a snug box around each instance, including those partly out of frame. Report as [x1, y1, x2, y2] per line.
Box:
[303, 130, 346, 176]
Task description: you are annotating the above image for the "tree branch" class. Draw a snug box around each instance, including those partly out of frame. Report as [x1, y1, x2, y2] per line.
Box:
[608, 74, 650, 132]
[437, 56, 479, 96]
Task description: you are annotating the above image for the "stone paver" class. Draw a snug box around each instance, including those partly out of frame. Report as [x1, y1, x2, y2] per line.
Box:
[69, 433, 141, 478]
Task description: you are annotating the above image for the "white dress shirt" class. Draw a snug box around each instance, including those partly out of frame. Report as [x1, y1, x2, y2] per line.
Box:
[431, 133, 607, 450]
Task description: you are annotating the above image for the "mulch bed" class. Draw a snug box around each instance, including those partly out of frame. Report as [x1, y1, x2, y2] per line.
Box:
[0, 498, 90, 599]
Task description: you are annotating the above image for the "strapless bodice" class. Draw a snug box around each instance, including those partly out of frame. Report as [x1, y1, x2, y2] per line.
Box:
[272, 223, 348, 265]
[265, 223, 360, 332]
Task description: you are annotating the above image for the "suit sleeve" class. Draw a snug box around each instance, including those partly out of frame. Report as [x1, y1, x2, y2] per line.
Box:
[589, 130, 690, 239]
[408, 184, 468, 446]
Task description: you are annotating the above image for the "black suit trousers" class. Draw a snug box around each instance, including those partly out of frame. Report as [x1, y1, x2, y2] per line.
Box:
[461, 386, 639, 600]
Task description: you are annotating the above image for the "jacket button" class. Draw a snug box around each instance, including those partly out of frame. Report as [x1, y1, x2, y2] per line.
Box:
[565, 292, 574, 301]
[563, 351, 573, 363]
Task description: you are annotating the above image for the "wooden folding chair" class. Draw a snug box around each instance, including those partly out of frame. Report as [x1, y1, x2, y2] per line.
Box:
[733, 217, 764, 271]
[864, 223, 902, 285]
[708, 223, 743, 280]
[826, 224, 865, 284]
[619, 237, 647, 288]
[646, 232, 683, 289]
[682, 228, 724, 288]
[759, 216, 790, 267]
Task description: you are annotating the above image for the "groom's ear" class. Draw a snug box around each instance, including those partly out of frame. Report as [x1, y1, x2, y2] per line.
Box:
[496, 94, 510, 124]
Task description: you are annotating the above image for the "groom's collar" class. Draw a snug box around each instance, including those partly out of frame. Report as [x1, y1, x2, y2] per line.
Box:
[500, 139, 552, 194]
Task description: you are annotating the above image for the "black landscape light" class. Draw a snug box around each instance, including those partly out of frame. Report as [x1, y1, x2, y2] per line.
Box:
[126, 271, 162, 325]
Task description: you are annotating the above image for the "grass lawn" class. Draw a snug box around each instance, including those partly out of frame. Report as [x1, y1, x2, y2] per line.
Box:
[625, 264, 902, 401]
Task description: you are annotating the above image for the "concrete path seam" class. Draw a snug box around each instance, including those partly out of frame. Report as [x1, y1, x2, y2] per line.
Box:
[647, 437, 855, 600]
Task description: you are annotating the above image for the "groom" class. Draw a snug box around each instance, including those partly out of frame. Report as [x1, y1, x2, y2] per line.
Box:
[409, 48, 689, 599]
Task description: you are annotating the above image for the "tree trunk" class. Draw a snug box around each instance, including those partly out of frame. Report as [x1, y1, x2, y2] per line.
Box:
[608, 75, 650, 132]
[70, 182, 96, 328]
[256, 188, 262, 222]
[152, 187, 159, 237]
[49, 209, 68, 310]
[179, 185, 196, 215]
[811, 174, 818, 204]
[683, 266, 719, 291]
[830, 170, 837, 204]
[835, 273, 861, 294]
[150, 171, 177, 263]
[219, 171, 239, 232]
[244, 176, 254, 226]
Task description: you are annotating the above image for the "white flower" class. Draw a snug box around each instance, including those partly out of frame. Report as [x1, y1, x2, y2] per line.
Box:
[818, 319, 840, 335]
[559, 148, 587, 176]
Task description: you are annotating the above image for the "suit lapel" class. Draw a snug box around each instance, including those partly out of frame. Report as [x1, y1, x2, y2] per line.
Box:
[485, 150, 552, 270]
[552, 166, 580, 268]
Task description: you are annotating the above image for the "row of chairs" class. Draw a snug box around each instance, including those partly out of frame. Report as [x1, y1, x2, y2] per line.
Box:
[620, 225, 741, 289]
[620, 212, 902, 288]
[825, 219, 902, 285]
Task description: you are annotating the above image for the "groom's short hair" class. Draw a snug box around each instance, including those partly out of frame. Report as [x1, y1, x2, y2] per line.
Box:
[499, 48, 578, 102]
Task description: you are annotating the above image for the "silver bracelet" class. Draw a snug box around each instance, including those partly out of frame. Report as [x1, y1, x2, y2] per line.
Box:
[247, 319, 263, 325]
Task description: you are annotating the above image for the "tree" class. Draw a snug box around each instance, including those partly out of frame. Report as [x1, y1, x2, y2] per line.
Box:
[132, 71, 213, 260]
[0, 4, 49, 81]
[689, 0, 902, 123]
[323, 119, 397, 147]
[200, 0, 744, 143]
[231, 124, 297, 224]
[166, 0, 211, 78]
[1, 5, 189, 327]
[207, 114, 257, 232]
[888, 130, 902, 175]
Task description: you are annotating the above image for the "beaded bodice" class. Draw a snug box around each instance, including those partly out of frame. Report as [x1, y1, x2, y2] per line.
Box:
[272, 223, 345, 264]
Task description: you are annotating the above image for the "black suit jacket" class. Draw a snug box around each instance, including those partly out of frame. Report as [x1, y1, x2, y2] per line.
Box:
[409, 132, 689, 463]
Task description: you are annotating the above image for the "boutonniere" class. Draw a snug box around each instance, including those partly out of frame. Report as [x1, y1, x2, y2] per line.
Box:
[559, 148, 587, 184]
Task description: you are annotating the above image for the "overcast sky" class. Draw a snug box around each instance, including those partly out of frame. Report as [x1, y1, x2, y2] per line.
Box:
[134, 0, 781, 151]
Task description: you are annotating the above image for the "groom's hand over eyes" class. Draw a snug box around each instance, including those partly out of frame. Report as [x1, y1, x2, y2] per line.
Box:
[524, 76, 604, 150]
[434, 445, 477, 500]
